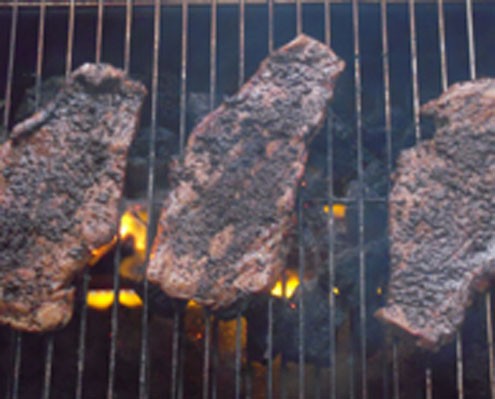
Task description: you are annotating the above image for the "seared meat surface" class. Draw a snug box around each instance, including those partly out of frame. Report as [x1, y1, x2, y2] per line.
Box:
[147, 34, 345, 308]
[376, 79, 495, 350]
[0, 63, 146, 332]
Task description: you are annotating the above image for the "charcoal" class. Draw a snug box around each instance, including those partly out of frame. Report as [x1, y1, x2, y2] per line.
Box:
[0, 63, 146, 332]
[147, 34, 345, 309]
[376, 79, 495, 350]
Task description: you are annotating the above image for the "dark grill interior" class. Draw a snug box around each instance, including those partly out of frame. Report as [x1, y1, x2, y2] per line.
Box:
[1, 1, 495, 398]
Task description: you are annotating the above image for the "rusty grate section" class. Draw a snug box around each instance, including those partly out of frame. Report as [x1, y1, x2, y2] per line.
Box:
[0, 1, 495, 399]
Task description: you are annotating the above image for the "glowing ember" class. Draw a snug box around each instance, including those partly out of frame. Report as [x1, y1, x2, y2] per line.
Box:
[89, 236, 118, 267]
[271, 271, 300, 298]
[323, 203, 346, 219]
[86, 289, 143, 310]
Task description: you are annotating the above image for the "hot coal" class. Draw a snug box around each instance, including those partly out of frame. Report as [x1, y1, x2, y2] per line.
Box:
[147, 34, 345, 309]
[376, 79, 495, 350]
[0, 63, 147, 332]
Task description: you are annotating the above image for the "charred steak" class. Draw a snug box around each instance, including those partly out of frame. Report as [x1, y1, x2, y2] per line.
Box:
[376, 79, 495, 350]
[147, 34, 345, 308]
[0, 63, 146, 332]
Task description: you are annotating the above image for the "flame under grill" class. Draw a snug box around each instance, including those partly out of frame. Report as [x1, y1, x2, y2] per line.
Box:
[1, 1, 495, 398]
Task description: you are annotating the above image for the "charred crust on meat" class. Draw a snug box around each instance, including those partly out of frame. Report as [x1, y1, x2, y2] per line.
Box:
[377, 79, 495, 350]
[148, 34, 345, 309]
[0, 63, 147, 332]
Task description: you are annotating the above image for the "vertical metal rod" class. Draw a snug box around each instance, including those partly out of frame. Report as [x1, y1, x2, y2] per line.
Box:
[211, 320, 219, 399]
[238, 0, 245, 87]
[36, 8, 52, 395]
[380, 2, 394, 397]
[380, 0, 392, 186]
[177, 321, 186, 399]
[408, 0, 421, 143]
[324, 0, 330, 45]
[107, 235, 123, 399]
[96, 0, 104, 63]
[140, 1, 161, 398]
[392, 339, 400, 399]
[324, 3, 335, 399]
[75, 272, 90, 399]
[2, 0, 18, 137]
[326, 117, 337, 399]
[465, 0, 476, 80]
[203, 312, 212, 399]
[268, 0, 274, 54]
[437, 0, 448, 92]
[266, 296, 274, 399]
[235, 3, 245, 397]
[296, 0, 302, 35]
[179, 0, 188, 154]
[235, 313, 243, 399]
[352, 0, 367, 398]
[456, 332, 464, 399]
[65, 0, 75, 77]
[425, 366, 433, 399]
[170, 309, 181, 399]
[486, 293, 495, 399]
[297, 198, 306, 399]
[42, 336, 54, 399]
[124, 0, 133, 74]
[34, 0, 46, 109]
[10, 332, 22, 399]
[209, 0, 217, 110]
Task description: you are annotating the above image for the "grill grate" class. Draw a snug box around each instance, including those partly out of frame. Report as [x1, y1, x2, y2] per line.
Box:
[0, 1, 495, 399]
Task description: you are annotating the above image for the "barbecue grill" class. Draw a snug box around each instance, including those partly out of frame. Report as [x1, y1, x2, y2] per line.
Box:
[0, 0, 494, 398]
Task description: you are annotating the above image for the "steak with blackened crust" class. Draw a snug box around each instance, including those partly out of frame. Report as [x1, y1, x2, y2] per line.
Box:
[0, 63, 146, 332]
[147, 34, 345, 308]
[376, 79, 495, 350]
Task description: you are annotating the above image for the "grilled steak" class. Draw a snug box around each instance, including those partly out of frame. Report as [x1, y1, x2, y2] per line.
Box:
[0, 63, 146, 332]
[147, 34, 345, 308]
[376, 79, 495, 350]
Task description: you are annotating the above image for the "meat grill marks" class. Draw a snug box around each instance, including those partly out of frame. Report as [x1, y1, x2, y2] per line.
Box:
[376, 79, 495, 350]
[0, 63, 147, 332]
[147, 34, 345, 309]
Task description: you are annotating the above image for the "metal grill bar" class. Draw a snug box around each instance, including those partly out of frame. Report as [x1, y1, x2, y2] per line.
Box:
[107, 238, 122, 399]
[297, 197, 306, 399]
[437, 0, 447, 92]
[203, 311, 212, 399]
[170, 309, 181, 399]
[8, 331, 22, 399]
[425, 364, 433, 399]
[266, 296, 274, 399]
[351, 0, 367, 397]
[234, 3, 245, 397]
[124, 0, 132, 73]
[75, 272, 90, 399]
[296, 0, 302, 34]
[65, 0, 75, 76]
[179, 0, 188, 154]
[96, 0, 104, 63]
[0, 0, 491, 6]
[34, 0, 46, 109]
[268, 0, 273, 53]
[456, 332, 465, 399]
[2, 0, 18, 137]
[235, 313, 243, 399]
[408, 0, 420, 143]
[42, 336, 54, 399]
[392, 338, 399, 399]
[209, 0, 217, 110]
[140, 0, 162, 397]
